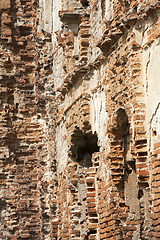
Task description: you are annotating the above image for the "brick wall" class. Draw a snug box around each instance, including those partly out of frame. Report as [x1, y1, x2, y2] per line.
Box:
[54, 0, 160, 239]
[1, 0, 160, 240]
[0, 0, 56, 239]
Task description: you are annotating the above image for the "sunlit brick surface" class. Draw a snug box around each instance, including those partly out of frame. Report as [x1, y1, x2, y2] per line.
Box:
[1, 0, 160, 239]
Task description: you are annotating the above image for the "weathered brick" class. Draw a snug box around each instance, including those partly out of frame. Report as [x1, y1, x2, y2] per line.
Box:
[1, 0, 160, 239]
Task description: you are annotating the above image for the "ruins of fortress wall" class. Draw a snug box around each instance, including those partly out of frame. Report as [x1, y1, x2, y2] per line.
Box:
[0, 0, 160, 240]
[0, 0, 57, 239]
[54, 0, 160, 239]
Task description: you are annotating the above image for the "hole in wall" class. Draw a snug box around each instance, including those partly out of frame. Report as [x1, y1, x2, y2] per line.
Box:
[19, 26, 32, 36]
[77, 133, 99, 166]
[153, 130, 157, 136]
[125, 168, 132, 175]
[119, 202, 127, 207]
[81, 0, 89, 7]
[138, 152, 147, 157]
[136, 139, 147, 145]
[128, 160, 136, 171]
[138, 181, 149, 188]
[138, 189, 144, 199]
[116, 108, 129, 133]
[71, 128, 99, 167]
[89, 230, 97, 234]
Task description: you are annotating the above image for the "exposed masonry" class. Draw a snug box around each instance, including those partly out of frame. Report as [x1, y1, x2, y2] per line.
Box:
[1, 0, 160, 240]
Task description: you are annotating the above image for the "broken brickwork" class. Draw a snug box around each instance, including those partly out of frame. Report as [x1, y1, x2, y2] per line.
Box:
[0, 0, 57, 239]
[54, 0, 160, 239]
[1, 0, 160, 240]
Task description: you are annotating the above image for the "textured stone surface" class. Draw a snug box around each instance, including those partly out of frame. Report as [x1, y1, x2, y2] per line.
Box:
[0, 0, 160, 239]
[53, 0, 160, 239]
[0, 0, 56, 239]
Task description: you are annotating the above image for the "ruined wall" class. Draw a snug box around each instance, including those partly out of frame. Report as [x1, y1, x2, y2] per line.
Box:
[0, 0, 57, 239]
[54, 0, 160, 239]
[1, 0, 160, 240]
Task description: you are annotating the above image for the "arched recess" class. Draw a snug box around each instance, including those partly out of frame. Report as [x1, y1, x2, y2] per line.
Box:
[106, 106, 150, 238]
[108, 108, 131, 185]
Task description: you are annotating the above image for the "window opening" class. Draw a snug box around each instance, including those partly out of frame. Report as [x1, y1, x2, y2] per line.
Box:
[71, 128, 99, 167]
